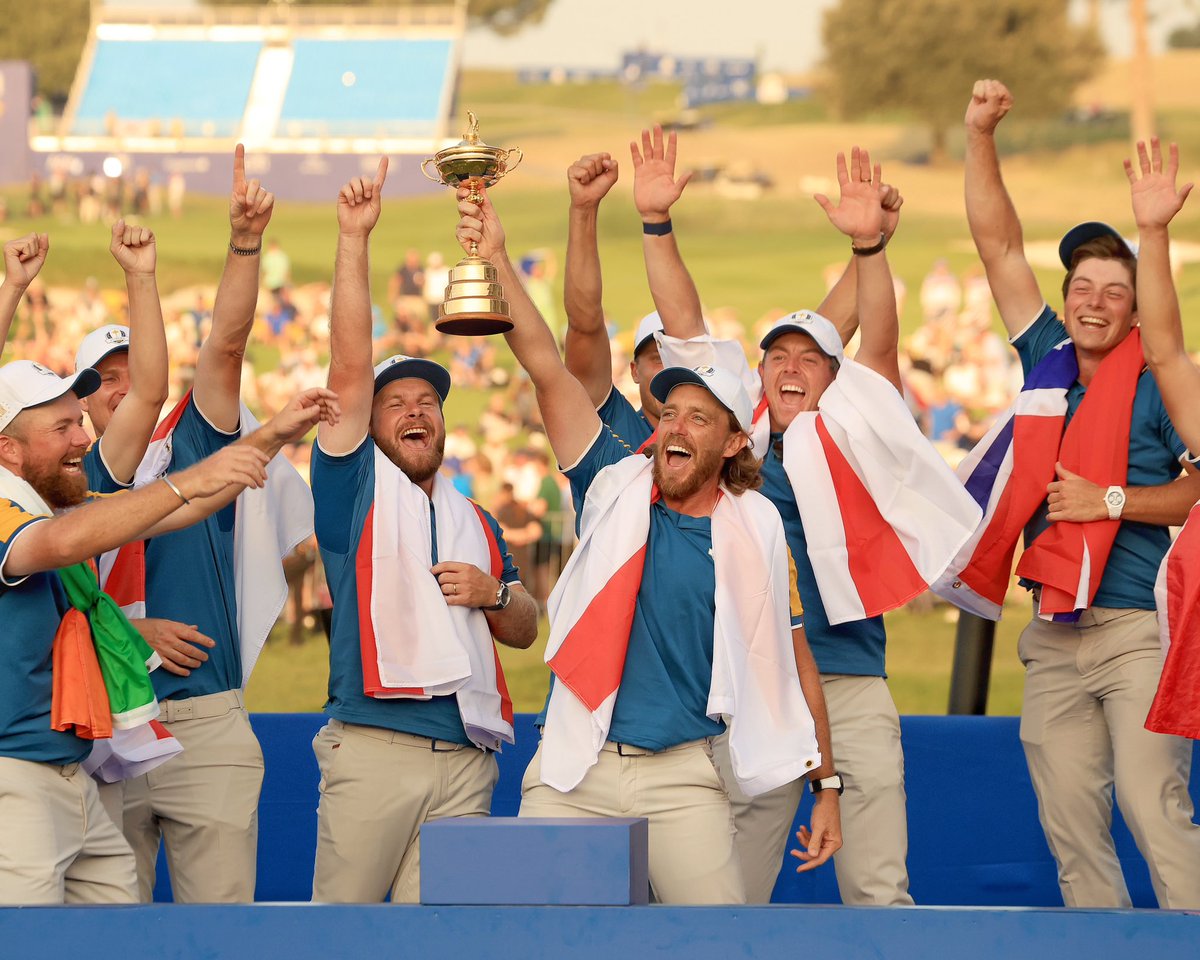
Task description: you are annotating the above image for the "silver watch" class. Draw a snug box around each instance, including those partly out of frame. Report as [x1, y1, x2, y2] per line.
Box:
[484, 580, 511, 611]
[1105, 485, 1126, 521]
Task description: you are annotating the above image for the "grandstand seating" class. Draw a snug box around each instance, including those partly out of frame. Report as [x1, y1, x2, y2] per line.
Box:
[72, 40, 262, 137]
[279, 39, 454, 139]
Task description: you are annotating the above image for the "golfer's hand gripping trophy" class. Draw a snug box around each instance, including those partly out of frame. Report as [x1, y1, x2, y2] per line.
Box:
[422, 112, 523, 335]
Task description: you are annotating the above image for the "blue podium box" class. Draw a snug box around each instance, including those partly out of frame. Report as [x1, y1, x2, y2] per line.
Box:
[420, 817, 649, 905]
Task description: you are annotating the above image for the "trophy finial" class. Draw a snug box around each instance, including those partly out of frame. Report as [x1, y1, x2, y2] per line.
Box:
[465, 111, 480, 144]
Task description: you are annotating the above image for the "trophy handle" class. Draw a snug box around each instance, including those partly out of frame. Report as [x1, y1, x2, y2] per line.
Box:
[420, 158, 443, 184]
[503, 148, 523, 173]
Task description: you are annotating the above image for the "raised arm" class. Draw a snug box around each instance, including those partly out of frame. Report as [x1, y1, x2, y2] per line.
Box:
[98, 220, 169, 483]
[146, 386, 338, 537]
[563, 152, 620, 406]
[816, 183, 904, 345]
[963, 79, 1044, 336]
[0, 234, 49, 351]
[194, 144, 275, 432]
[3, 445, 270, 579]
[815, 148, 902, 390]
[320, 158, 389, 456]
[631, 125, 704, 339]
[456, 186, 601, 468]
[1127, 138, 1200, 455]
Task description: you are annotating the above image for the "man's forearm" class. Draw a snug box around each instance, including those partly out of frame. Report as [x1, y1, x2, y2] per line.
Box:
[792, 628, 836, 780]
[564, 206, 605, 334]
[330, 234, 374, 375]
[964, 131, 1023, 260]
[1124, 470, 1200, 527]
[0, 282, 24, 350]
[486, 586, 538, 649]
[852, 250, 902, 389]
[1136, 226, 1186, 364]
[643, 229, 705, 339]
[817, 258, 859, 346]
[497, 252, 574, 389]
[125, 272, 170, 407]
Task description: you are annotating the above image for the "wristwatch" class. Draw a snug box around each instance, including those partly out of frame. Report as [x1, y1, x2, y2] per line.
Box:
[1105, 485, 1126, 521]
[483, 580, 511, 611]
[810, 774, 845, 796]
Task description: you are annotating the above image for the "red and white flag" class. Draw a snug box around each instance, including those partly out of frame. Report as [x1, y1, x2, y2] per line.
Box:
[1147, 502, 1200, 740]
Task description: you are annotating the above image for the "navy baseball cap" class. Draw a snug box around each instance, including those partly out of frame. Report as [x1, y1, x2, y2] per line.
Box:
[1058, 222, 1135, 268]
[372, 355, 451, 402]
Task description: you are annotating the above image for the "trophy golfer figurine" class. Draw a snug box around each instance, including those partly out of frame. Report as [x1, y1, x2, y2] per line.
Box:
[422, 112, 523, 334]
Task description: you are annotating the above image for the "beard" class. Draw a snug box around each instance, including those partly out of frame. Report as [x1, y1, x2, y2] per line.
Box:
[652, 438, 724, 500]
[25, 458, 88, 510]
[375, 427, 446, 486]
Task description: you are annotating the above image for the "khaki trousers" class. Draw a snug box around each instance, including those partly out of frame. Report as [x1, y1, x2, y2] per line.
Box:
[0, 756, 137, 904]
[122, 690, 264, 903]
[519, 739, 745, 905]
[1019, 606, 1200, 908]
[715, 674, 913, 905]
[311, 719, 499, 904]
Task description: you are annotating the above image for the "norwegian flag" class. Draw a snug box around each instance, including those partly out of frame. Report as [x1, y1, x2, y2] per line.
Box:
[933, 330, 1142, 620]
[1146, 503, 1200, 740]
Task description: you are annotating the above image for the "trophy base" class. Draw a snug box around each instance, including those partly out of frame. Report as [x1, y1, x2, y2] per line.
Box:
[435, 312, 514, 336]
[436, 256, 514, 336]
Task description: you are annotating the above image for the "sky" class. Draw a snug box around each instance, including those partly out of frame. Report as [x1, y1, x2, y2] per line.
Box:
[113, 0, 1200, 74]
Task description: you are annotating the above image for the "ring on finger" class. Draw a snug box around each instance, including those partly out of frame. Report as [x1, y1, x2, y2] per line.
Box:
[452, 582, 458, 595]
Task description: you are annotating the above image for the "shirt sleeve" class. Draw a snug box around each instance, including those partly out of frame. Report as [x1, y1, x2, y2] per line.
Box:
[479, 508, 522, 585]
[562, 424, 641, 516]
[168, 395, 240, 469]
[0, 499, 49, 589]
[1011, 304, 1069, 376]
[84, 440, 132, 492]
[311, 437, 373, 555]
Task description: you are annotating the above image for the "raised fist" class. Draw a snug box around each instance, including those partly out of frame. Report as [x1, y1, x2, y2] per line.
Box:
[965, 79, 1013, 135]
[3, 233, 49, 289]
[109, 219, 156, 276]
[568, 153, 619, 209]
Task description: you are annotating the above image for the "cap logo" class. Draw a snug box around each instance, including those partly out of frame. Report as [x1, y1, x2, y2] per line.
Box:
[104, 329, 128, 344]
[31, 363, 55, 378]
[695, 365, 715, 377]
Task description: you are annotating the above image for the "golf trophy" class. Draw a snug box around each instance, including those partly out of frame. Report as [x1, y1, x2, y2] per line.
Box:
[421, 112, 523, 335]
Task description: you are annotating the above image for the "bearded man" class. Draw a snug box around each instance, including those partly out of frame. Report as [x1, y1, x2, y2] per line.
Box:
[309, 160, 538, 904]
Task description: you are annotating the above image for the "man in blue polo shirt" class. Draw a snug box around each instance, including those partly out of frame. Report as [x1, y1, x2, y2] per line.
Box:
[630, 142, 913, 904]
[966, 78, 1200, 908]
[311, 160, 537, 904]
[0, 359, 273, 904]
[118, 145, 284, 903]
[456, 181, 840, 905]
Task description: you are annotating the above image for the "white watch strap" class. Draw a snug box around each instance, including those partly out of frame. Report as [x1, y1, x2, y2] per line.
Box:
[1105, 485, 1125, 521]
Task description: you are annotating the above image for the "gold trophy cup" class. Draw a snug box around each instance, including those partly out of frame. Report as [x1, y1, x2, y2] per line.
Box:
[421, 112, 523, 335]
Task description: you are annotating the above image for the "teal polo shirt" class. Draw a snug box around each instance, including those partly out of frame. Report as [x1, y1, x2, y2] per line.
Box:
[0, 497, 91, 765]
[542, 428, 803, 750]
[1014, 306, 1187, 610]
[84, 439, 131, 495]
[142, 398, 242, 699]
[312, 436, 520, 746]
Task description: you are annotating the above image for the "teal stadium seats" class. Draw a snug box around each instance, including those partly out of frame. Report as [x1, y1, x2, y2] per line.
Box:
[72, 40, 262, 137]
[278, 39, 453, 138]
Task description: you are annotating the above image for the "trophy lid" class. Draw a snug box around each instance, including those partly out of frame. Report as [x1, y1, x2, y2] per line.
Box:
[440, 111, 504, 156]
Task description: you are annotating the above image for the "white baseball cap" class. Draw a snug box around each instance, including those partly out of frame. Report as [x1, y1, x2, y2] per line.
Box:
[649, 364, 754, 435]
[0, 360, 101, 432]
[633, 311, 664, 357]
[759, 310, 844, 361]
[372, 355, 451, 401]
[75, 324, 130, 373]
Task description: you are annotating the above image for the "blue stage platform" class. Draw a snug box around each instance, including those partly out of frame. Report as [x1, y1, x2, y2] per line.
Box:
[141, 713, 1199, 908]
[1, 904, 1197, 960]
